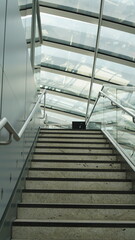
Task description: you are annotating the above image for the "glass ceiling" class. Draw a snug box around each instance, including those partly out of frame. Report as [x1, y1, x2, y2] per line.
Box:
[18, 0, 135, 126]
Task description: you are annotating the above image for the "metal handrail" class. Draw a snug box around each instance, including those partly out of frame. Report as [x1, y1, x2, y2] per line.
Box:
[86, 89, 135, 126]
[0, 90, 46, 145]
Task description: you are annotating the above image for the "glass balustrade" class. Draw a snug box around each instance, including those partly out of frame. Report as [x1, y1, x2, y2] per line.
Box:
[88, 86, 135, 166]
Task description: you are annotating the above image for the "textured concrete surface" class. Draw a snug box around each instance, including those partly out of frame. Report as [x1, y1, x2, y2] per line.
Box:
[18, 206, 135, 221]
[31, 161, 121, 169]
[40, 130, 102, 134]
[22, 191, 135, 204]
[28, 169, 126, 179]
[12, 223, 135, 240]
[25, 179, 132, 191]
[36, 142, 110, 148]
[38, 138, 107, 143]
[12, 129, 135, 240]
[34, 148, 113, 154]
[39, 134, 105, 138]
[33, 154, 117, 161]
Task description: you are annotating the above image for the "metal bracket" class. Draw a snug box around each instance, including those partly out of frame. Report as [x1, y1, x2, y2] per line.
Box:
[133, 117, 135, 123]
[0, 132, 12, 145]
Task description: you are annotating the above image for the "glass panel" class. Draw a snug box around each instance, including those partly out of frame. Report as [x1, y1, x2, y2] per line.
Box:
[45, 110, 83, 127]
[88, 86, 135, 166]
[89, 94, 115, 123]
[21, 15, 39, 39]
[39, 71, 90, 98]
[103, 0, 135, 26]
[40, 0, 100, 16]
[41, 45, 94, 76]
[41, 13, 97, 50]
[99, 27, 135, 61]
[103, 86, 135, 114]
[102, 94, 135, 166]
[95, 58, 135, 86]
[39, 70, 103, 100]
[41, 93, 87, 116]
[18, 0, 32, 7]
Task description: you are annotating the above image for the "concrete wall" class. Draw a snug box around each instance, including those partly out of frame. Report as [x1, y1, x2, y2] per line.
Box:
[0, 0, 40, 233]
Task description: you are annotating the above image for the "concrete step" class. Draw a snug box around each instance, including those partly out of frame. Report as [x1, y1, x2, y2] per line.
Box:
[22, 189, 135, 204]
[17, 203, 135, 221]
[38, 133, 105, 138]
[37, 138, 108, 143]
[31, 160, 122, 169]
[40, 129, 102, 134]
[25, 177, 132, 191]
[36, 142, 111, 148]
[34, 147, 113, 154]
[33, 153, 117, 161]
[12, 219, 135, 240]
[28, 168, 126, 179]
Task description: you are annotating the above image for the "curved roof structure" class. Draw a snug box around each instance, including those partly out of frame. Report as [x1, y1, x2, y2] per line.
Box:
[18, 0, 135, 126]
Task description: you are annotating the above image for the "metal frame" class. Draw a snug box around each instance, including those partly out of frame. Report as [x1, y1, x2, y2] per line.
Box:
[40, 65, 121, 87]
[22, 2, 135, 71]
[30, 0, 37, 69]
[42, 39, 135, 67]
[30, 0, 43, 69]
[39, 5, 135, 34]
[85, 0, 104, 124]
[0, 90, 46, 145]
[37, 0, 43, 44]
[28, 38, 135, 68]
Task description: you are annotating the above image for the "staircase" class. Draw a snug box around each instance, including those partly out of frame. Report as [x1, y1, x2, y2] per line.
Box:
[12, 129, 135, 240]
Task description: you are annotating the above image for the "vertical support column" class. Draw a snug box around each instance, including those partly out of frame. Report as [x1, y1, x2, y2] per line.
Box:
[30, 0, 38, 70]
[85, 0, 104, 125]
[0, 0, 8, 119]
[37, 1, 43, 44]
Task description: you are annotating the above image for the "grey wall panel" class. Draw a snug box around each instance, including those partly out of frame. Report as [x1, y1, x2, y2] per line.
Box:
[0, 0, 39, 228]
[0, 1, 7, 117]
[1, 0, 27, 129]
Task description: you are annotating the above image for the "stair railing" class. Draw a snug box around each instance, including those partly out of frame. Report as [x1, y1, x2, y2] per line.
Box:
[0, 89, 46, 145]
[86, 88, 135, 171]
[86, 90, 135, 126]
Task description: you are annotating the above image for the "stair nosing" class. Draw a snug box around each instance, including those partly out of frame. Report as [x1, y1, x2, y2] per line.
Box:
[37, 141, 110, 144]
[39, 132, 103, 135]
[35, 146, 113, 150]
[29, 167, 126, 172]
[40, 129, 102, 131]
[26, 177, 131, 182]
[31, 159, 120, 163]
[22, 189, 135, 194]
[18, 203, 135, 209]
[12, 219, 135, 228]
[33, 152, 117, 156]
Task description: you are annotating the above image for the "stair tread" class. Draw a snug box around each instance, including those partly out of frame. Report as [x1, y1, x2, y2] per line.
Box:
[11, 128, 135, 240]
[32, 160, 119, 163]
[35, 146, 113, 149]
[37, 139, 108, 143]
